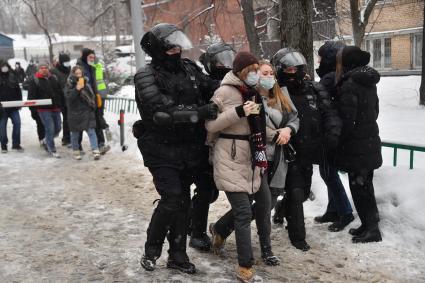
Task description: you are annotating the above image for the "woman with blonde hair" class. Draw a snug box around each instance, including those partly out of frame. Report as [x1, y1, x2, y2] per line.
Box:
[206, 51, 266, 282]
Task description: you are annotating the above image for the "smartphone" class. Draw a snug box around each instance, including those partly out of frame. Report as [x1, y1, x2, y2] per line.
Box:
[250, 103, 261, 115]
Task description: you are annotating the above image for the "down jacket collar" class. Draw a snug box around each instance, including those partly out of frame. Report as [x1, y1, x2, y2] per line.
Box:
[221, 71, 244, 87]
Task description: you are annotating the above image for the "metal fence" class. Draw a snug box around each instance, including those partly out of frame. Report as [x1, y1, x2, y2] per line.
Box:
[381, 140, 425, 169]
[105, 96, 138, 115]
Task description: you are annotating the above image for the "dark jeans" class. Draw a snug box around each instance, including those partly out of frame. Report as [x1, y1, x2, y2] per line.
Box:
[0, 109, 21, 147]
[95, 100, 107, 146]
[30, 109, 45, 141]
[61, 107, 70, 143]
[38, 111, 62, 153]
[190, 165, 218, 238]
[348, 170, 380, 227]
[214, 176, 277, 257]
[144, 166, 193, 262]
[319, 164, 353, 216]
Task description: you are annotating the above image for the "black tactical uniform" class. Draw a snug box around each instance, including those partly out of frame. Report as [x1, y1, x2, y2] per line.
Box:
[271, 48, 341, 251]
[134, 23, 219, 274]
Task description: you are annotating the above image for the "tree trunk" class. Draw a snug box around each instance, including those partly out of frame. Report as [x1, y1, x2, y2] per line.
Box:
[420, 7, 425, 106]
[240, 0, 263, 58]
[114, 0, 121, 46]
[349, 0, 379, 47]
[45, 31, 54, 65]
[280, 0, 314, 77]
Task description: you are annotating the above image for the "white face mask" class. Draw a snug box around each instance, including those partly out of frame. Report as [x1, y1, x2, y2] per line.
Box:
[244, 71, 260, 86]
[63, 61, 71, 67]
[87, 60, 95, 66]
[1, 66, 8, 73]
[259, 76, 276, 90]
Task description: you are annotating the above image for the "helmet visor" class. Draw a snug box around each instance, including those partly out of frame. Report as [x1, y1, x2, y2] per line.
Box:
[163, 30, 193, 50]
[214, 50, 235, 69]
[279, 52, 307, 68]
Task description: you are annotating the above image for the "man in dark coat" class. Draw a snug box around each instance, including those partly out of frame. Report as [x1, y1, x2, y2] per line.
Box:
[27, 62, 64, 157]
[26, 60, 37, 77]
[335, 46, 382, 243]
[313, 41, 355, 232]
[134, 23, 219, 274]
[51, 53, 71, 146]
[0, 61, 23, 153]
[14, 62, 26, 83]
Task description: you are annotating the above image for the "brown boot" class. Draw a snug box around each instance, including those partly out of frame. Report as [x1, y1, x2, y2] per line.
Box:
[236, 266, 255, 283]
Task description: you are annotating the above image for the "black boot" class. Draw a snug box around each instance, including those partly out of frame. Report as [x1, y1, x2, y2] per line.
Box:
[167, 256, 196, 274]
[291, 240, 311, 252]
[273, 198, 286, 225]
[328, 213, 355, 232]
[314, 211, 338, 223]
[189, 232, 211, 252]
[349, 224, 366, 236]
[287, 188, 308, 251]
[352, 223, 382, 243]
[140, 254, 156, 271]
[261, 247, 280, 266]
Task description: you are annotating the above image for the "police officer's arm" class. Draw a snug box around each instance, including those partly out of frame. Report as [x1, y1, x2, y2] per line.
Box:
[282, 88, 300, 135]
[314, 82, 343, 148]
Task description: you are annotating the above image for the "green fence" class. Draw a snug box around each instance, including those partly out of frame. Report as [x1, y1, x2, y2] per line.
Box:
[381, 140, 425, 169]
[105, 96, 139, 115]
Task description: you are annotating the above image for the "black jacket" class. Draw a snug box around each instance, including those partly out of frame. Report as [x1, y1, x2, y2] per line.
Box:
[288, 81, 342, 165]
[134, 58, 218, 169]
[335, 66, 382, 172]
[0, 71, 22, 112]
[51, 66, 70, 108]
[27, 74, 64, 109]
[64, 76, 97, 132]
[14, 67, 26, 83]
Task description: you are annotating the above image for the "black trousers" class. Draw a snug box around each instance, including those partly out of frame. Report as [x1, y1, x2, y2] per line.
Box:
[348, 169, 380, 228]
[145, 166, 201, 262]
[61, 107, 70, 143]
[95, 99, 107, 146]
[30, 109, 45, 141]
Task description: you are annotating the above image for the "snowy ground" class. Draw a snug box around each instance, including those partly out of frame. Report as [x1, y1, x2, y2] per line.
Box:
[1, 76, 425, 282]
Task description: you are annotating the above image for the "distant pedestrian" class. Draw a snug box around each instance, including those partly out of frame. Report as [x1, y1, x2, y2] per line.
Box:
[26, 60, 37, 77]
[14, 62, 26, 84]
[65, 66, 100, 160]
[0, 61, 23, 153]
[27, 62, 63, 158]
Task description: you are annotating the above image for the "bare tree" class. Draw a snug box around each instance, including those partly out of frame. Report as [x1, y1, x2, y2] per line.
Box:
[22, 0, 61, 64]
[420, 9, 425, 106]
[349, 0, 379, 47]
[240, 0, 263, 58]
[280, 0, 314, 76]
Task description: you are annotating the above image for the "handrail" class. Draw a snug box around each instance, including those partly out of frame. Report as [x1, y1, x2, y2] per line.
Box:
[381, 140, 425, 169]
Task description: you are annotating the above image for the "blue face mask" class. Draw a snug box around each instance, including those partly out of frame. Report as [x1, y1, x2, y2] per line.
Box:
[244, 71, 260, 86]
[259, 76, 276, 90]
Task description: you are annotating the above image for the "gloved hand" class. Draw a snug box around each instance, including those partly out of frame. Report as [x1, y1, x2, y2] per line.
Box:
[198, 102, 218, 120]
[153, 112, 173, 125]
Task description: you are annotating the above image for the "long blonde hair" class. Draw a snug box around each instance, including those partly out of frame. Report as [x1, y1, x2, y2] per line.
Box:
[258, 60, 292, 113]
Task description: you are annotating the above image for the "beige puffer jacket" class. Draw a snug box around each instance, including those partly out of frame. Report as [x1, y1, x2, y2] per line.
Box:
[205, 71, 262, 194]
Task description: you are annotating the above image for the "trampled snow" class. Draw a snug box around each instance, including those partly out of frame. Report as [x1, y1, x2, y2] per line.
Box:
[0, 75, 424, 281]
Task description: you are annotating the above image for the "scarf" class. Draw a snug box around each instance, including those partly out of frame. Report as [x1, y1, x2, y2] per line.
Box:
[236, 84, 268, 170]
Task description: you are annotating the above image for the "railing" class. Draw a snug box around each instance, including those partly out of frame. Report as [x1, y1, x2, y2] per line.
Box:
[105, 96, 139, 115]
[381, 140, 425, 169]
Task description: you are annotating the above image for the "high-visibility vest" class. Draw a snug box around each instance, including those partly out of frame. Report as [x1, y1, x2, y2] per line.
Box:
[94, 63, 107, 98]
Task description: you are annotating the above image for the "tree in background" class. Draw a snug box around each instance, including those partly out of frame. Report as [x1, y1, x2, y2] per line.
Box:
[349, 0, 379, 47]
[240, 0, 263, 58]
[280, 0, 314, 77]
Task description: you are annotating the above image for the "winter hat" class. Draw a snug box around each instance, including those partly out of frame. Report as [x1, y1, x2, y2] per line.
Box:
[232, 51, 259, 74]
[59, 53, 71, 64]
[341, 46, 370, 69]
[81, 48, 95, 63]
[37, 61, 49, 68]
[318, 41, 345, 66]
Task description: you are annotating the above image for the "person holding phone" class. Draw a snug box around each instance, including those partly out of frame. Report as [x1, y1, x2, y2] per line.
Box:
[65, 66, 100, 160]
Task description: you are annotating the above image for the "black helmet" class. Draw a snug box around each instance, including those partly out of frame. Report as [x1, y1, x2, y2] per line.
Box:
[271, 48, 307, 73]
[141, 23, 193, 60]
[200, 42, 236, 75]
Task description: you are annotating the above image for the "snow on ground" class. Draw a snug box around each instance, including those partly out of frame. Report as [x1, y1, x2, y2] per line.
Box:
[1, 76, 425, 282]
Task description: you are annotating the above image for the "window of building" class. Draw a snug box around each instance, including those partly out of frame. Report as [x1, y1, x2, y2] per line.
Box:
[364, 37, 392, 69]
[414, 34, 422, 68]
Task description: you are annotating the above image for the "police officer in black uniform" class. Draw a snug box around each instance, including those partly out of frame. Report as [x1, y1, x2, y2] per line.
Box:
[271, 48, 341, 251]
[134, 23, 219, 274]
[199, 42, 236, 80]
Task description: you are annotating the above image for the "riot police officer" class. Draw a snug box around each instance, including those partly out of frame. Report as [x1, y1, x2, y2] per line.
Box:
[271, 48, 341, 251]
[199, 42, 236, 80]
[134, 23, 219, 274]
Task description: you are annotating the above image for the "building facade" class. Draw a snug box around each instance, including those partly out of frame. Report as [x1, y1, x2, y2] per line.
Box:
[0, 33, 14, 60]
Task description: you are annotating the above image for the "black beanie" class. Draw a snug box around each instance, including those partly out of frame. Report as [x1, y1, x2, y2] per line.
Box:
[342, 46, 370, 69]
[81, 48, 95, 63]
[232, 51, 259, 74]
[59, 53, 70, 64]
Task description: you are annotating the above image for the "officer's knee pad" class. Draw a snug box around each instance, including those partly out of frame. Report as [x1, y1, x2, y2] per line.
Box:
[159, 194, 189, 212]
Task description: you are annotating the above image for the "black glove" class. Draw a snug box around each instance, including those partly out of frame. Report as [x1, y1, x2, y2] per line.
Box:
[153, 112, 173, 125]
[198, 102, 218, 120]
[132, 120, 145, 138]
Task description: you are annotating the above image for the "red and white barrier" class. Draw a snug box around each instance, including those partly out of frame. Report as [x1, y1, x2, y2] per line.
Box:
[0, 99, 52, 108]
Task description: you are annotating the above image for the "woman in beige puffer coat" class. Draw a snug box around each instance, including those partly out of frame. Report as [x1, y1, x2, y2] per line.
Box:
[205, 51, 265, 282]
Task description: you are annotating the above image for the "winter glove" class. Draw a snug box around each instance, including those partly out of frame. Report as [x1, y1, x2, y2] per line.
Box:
[132, 120, 145, 138]
[197, 102, 218, 120]
[153, 112, 173, 126]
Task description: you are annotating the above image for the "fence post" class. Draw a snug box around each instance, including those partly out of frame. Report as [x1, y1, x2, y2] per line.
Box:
[393, 148, 397, 167]
[410, 150, 414, 170]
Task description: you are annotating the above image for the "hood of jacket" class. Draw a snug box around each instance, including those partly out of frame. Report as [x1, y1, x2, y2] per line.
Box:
[221, 71, 244, 87]
[343, 66, 380, 86]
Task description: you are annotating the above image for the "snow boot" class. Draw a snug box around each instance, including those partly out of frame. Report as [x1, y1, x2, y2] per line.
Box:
[349, 224, 366, 236]
[314, 211, 338, 223]
[261, 249, 280, 266]
[209, 223, 226, 256]
[51, 152, 61, 158]
[273, 198, 286, 225]
[12, 145, 24, 152]
[140, 254, 156, 271]
[93, 149, 101, 160]
[236, 266, 255, 283]
[1, 144, 7, 153]
[99, 145, 111, 155]
[291, 240, 311, 252]
[166, 257, 196, 274]
[73, 150, 82, 160]
[189, 233, 211, 252]
[352, 225, 382, 243]
[328, 213, 354, 232]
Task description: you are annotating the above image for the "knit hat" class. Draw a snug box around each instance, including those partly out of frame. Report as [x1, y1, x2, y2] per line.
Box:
[59, 53, 71, 64]
[81, 48, 95, 63]
[232, 51, 259, 74]
[341, 46, 370, 69]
